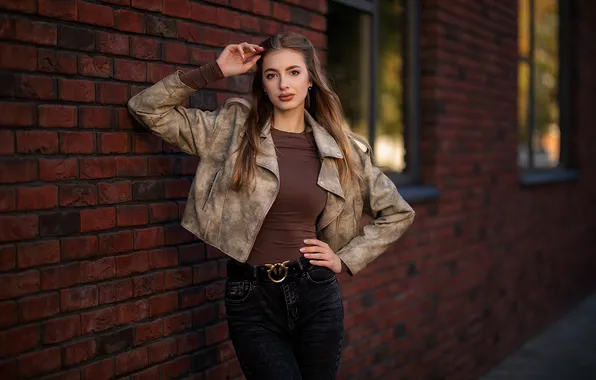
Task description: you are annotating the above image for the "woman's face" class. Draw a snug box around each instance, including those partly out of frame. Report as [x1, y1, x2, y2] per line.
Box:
[261, 48, 312, 112]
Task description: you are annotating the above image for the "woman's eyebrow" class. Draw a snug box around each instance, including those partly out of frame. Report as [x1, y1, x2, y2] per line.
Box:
[264, 65, 303, 73]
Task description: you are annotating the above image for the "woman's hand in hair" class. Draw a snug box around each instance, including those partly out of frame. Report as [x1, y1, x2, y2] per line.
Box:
[216, 42, 264, 77]
[301, 239, 344, 274]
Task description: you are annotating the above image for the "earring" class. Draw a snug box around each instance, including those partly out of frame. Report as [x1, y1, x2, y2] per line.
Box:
[308, 86, 312, 90]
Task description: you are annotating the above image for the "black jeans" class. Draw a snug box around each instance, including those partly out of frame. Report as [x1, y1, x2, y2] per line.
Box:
[224, 257, 344, 380]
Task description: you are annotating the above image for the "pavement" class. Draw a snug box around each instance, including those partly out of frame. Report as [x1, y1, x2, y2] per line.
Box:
[479, 292, 596, 380]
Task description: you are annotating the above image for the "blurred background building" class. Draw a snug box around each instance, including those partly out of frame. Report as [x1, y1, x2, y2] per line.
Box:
[0, 0, 594, 379]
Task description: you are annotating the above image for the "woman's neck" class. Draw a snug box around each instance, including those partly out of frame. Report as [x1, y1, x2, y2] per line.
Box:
[272, 105, 306, 133]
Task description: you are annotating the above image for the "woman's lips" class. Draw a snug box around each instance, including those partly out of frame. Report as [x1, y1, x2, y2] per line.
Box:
[279, 94, 294, 102]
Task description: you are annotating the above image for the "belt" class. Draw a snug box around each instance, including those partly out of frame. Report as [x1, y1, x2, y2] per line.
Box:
[227, 256, 311, 283]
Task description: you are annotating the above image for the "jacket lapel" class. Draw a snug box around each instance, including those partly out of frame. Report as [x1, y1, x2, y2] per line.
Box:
[255, 118, 279, 180]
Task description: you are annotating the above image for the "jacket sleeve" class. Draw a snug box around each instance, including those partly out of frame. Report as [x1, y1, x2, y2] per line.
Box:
[336, 141, 416, 276]
[127, 62, 246, 158]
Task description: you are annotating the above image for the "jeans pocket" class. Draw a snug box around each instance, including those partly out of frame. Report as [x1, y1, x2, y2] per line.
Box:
[306, 266, 336, 285]
[225, 280, 253, 303]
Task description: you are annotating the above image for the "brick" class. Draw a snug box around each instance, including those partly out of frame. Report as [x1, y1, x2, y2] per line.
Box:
[40, 262, 80, 290]
[163, 42, 189, 64]
[0, 16, 13, 40]
[134, 227, 164, 250]
[115, 107, 136, 130]
[0, 102, 35, 127]
[133, 180, 163, 201]
[131, 367, 160, 380]
[59, 79, 95, 102]
[146, 15, 176, 38]
[115, 251, 149, 277]
[149, 203, 178, 223]
[163, 311, 192, 336]
[15, 19, 57, 45]
[99, 230, 133, 255]
[81, 358, 114, 380]
[97, 82, 129, 105]
[60, 184, 97, 207]
[0, 189, 15, 214]
[133, 134, 161, 153]
[61, 235, 98, 261]
[15, 74, 56, 100]
[78, 1, 114, 27]
[0, 301, 17, 328]
[130, 36, 160, 60]
[177, 331, 203, 354]
[165, 224, 193, 246]
[58, 25, 95, 51]
[16, 185, 58, 211]
[0, 245, 15, 271]
[205, 321, 228, 345]
[0, 324, 39, 355]
[99, 132, 130, 154]
[80, 207, 116, 233]
[132, 0, 161, 12]
[0, 42, 36, 71]
[176, 22, 201, 45]
[163, 0, 191, 18]
[114, 60, 147, 83]
[118, 299, 148, 324]
[164, 179, 191, 199]
[147, 62, 175, 83]
[190, 47, 218, 66]
[39, 0, 77, 20]
[39, 210, 80, 237]
[17, 240, 60, 268]
[205, 280, 224, 301]
[147, 247, 177, 269]
[148, 157, 175, 177]
[162, 355, 192, 378]
[115, 347, 148, 376]
[133, 272, 164, 297]
[39, 158, 78, 181]
[79, 55, 113, 78]
[147, 338, 177, 364]
[38, 49, 77, 74]
[164, 268, 192, 291]
[272, 3, 291, 22]
[81, 306, 118, 334]
[0, 130, 14, 155]
[39, 105, 77, 128]
[43, 315, 80, 344]
[16, 131, 59, 154]
[98, 31, 129, 55]
[60, 131, 96, 154]
[44, 369, 81, 380]
[117, 204, 149, 227]
[61, 285, 97, 312]
[179, 286, 205, 309]
[0, 215, 38, 243]
[0, 359, 17, 380]
[18, 292, 59, 321]
[193, 261, 219, 284]
[79, 257, 116, 283]
[80, 157, 116, 179]
[200, 26, 229, 47]
[135, 319, 163, 345]
[116, 157, 148, 177]
[101, 0, 130, 4]
[149, 292, 178, 318]
[98, 181, 132, 204]
[63, 338, 97, 367]
[115, 9, 145, 33]
[99, 278, 133, 304]
[97, 327, 133, 355]
[79, 106, 112, 129]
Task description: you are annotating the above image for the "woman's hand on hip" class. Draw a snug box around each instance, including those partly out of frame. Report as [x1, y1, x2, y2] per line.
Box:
[301, 239, 343, 274]
[216, 42, 264, 77]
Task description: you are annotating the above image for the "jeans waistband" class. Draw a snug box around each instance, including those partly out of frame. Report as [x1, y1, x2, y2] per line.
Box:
[227, 256, 311, 283]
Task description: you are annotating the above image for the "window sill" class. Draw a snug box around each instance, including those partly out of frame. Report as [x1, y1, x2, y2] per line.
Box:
[399, 185, 440, 203]
[520, 168, 580, 186]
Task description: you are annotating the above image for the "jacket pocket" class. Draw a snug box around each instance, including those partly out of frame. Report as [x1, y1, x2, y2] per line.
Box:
[201, 167, 222, 210]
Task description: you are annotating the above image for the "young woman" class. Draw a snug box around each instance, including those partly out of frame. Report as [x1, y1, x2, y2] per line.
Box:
[128, 32, 415, 380]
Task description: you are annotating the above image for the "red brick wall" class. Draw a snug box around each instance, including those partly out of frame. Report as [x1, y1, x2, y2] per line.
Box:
[1, 1, 595, 380]
[0, 1, 325, 379]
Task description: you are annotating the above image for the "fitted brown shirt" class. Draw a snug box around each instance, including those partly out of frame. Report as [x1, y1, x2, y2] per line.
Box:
[246, 128, 327, 265]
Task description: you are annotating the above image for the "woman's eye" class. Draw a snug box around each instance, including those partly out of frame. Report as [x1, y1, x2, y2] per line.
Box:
[291, 70, 300, 76]
[266, 74, 276, 80]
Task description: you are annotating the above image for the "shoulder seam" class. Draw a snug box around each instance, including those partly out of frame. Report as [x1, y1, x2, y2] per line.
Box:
[224, 97, 251, 110]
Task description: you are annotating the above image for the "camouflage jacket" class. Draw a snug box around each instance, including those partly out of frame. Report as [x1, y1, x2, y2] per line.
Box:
[127, 71, 415, 275]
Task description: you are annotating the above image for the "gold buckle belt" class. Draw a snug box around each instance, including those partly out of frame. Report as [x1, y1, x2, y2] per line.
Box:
[264, 261, 290, 283]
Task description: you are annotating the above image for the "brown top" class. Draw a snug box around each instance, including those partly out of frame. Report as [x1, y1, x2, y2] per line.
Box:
[246, 128, 327, 265]
[179, 60, 224, 89]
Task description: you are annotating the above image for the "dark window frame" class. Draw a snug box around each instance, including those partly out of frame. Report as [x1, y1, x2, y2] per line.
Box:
[520, 0, 579, 185]
[330, 0, 438, 201]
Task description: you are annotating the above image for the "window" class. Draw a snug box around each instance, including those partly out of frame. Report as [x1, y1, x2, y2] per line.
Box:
[518, 0, 570, 170]
[327, 0, 420, 186]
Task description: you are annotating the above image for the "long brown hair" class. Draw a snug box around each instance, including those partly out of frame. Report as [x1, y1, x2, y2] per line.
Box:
[231, 32, 358, 191]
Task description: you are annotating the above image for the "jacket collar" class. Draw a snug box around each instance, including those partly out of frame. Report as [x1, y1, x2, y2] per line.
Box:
[260, 110, 344, 160]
